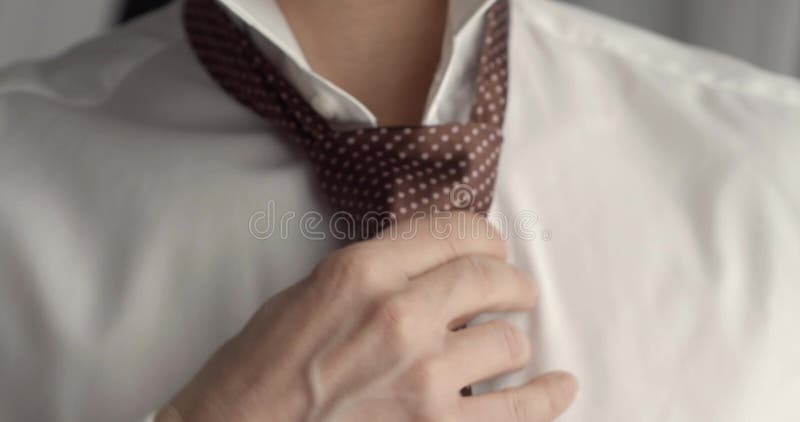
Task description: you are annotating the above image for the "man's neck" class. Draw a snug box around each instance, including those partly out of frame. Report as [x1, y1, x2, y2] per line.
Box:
[276, 0, 448, 126]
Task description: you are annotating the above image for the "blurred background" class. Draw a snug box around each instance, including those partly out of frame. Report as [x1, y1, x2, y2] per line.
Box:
[1, 0, 799, 77]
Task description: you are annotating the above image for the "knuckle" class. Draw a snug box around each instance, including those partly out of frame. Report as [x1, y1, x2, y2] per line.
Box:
[458, 256, 495, 296]
[401, 359, 451, 414]
[507, 388, 530, 422]
[317, 246, 382, 291]
[378, 296, 411, 325]
[492, 320, 530, 366]
[406, 360, 439, 395]
[401, 360, 459, 422]
[469, 214, 507, 256]
[431, 212, 506, 259]
[538, 387, 561, 420]
[375, 297, 417, 351]
[399, 361, 457, 422]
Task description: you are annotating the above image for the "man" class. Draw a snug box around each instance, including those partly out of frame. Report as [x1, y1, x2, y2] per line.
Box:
[0, 0, 798, 421]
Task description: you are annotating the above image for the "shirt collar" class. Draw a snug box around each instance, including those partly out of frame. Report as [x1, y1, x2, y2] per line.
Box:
[215, 0, 497, 128]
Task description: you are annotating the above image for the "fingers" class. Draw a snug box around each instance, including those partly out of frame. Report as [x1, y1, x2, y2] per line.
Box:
[405, 255, 537, 329]
[439, 320, 532, 389]
[364, 212, 507, 279]
[317, 255, 535, 395]
[458, 372, 579, 422]
[311, 212, 509, 304]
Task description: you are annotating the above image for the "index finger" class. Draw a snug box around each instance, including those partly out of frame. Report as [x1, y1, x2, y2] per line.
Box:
[363, 211, 507, 279]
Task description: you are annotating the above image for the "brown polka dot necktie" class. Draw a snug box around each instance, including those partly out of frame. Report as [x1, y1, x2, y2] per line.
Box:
[183, 0, 509, 239]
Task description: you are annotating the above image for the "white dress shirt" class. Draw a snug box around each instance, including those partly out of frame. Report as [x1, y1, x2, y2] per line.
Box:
[1, 1, 799, 421]
[0, 0, 119, 68]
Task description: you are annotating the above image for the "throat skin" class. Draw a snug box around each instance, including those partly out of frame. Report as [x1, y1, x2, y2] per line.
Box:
[276, 0, 449, 126]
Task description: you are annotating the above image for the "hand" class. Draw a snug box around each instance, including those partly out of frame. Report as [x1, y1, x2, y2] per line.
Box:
[157, 213, 577, 422]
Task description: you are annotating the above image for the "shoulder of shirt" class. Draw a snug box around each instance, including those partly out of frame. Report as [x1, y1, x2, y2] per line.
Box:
[0, 2, 185, 106]
[512, 0, 800, 108]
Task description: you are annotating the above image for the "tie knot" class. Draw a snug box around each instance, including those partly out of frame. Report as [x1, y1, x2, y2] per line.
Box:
[184, 0, 510, 239]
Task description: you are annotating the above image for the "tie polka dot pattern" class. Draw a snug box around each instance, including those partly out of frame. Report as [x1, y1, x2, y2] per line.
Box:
[184, 0, 510, 239]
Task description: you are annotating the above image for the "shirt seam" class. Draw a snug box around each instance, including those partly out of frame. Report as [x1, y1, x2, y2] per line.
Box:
[520, 2, 800, 108]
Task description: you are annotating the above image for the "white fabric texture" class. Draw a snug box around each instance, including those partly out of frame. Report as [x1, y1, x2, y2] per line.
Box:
[564, 0, 800, 77]
[0, 1, 799, 421]
[0, 0, 119, 68]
